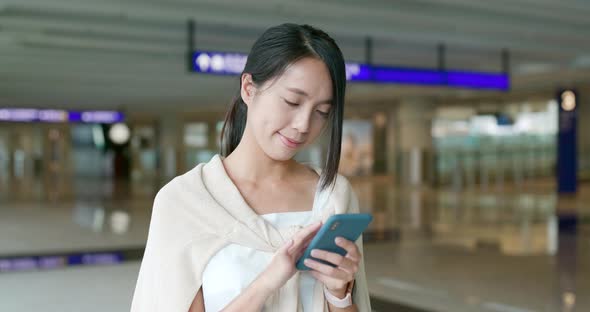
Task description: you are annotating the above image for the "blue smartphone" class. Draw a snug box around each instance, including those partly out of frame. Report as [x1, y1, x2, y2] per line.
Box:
[296, 213, 373, 271]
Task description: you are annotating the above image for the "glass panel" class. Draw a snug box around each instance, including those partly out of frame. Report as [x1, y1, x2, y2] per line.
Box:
[184, 123, 208, 148]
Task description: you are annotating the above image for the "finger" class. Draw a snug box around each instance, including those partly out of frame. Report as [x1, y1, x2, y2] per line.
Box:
[288, 231, 318, 256]
[296, 221, 322, 240]
[310, 270, 330, 285]
[290, 221, 322, 250]
[292, 236, 315, 258]
[335, 237, 360, 261]
[280, 239, 294, 254]
[310, 249, 358, 274]
[310, 271, 348, 291]
[303, 259, 351, 281]
[296, 238, 312, 254]
[289, 225, 317, 254]
[294, 247, 305, 260]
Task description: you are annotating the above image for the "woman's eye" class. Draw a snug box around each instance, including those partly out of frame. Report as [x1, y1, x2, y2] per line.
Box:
[284, 100, 299, 107]
[317, 110, 330, 118]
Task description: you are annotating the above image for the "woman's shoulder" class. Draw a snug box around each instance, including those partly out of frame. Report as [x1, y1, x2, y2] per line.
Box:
[149, 163, 222, 236]
[303, 169, 357, 217]
[152, 162, 208, 214]
[156, 167, 199, 199]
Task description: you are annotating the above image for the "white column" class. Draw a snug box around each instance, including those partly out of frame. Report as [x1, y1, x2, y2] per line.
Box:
[386, 106, 399, 178]
[396, 99, 435, 187]
[158, 114, 181, 182]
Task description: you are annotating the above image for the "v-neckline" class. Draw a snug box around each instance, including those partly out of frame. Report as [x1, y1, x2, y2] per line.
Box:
[210, 154, 323, 220]
[260, 179, 322, 217]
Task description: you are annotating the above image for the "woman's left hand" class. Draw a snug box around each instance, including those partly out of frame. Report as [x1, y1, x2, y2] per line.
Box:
[303, 237, 360, 295]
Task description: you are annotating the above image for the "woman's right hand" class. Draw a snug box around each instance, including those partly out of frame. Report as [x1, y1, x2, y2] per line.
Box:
[219, 221, 323, 312]
[258, 221, 322, 292]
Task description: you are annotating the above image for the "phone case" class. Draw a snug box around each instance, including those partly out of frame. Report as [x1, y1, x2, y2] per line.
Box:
[296, 213, 372, 271]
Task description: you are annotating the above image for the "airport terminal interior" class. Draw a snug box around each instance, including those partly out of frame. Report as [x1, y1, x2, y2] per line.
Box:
[1, 1, 589, 311]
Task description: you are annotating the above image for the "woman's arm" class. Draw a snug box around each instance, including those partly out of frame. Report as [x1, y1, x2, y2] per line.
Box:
[193, 222, 321, 312]
[325, 287, 358, 312]
[220, 222, 320, 311]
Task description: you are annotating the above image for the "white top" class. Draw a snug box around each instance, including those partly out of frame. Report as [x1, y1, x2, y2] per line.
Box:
[202, 179, 329, 311]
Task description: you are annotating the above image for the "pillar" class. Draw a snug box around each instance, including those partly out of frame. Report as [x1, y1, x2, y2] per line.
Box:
[395, 99, 435, 187]
[157, 114, 181, 183]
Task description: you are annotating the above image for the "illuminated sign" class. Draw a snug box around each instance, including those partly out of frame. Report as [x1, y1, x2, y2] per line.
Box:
[191, 50, 509, 91]
[0, 109, 124, 124]
[0, 252, 123, 272]
[193, 51, 248, 75]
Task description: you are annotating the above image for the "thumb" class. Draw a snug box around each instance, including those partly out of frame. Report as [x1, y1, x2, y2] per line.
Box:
[280, 239, 294, 254]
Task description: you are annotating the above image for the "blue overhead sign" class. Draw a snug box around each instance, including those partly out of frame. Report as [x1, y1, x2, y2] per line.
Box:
[0, 109, 125, 124]
[191, 50, 509, 91]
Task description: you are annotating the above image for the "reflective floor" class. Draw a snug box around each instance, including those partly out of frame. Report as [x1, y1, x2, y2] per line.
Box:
[1, 177, 589, 311]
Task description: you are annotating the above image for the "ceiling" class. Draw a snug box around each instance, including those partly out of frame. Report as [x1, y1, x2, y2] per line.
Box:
[1, 0, 589, 112]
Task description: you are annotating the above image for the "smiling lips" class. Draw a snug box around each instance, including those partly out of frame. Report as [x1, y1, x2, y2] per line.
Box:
[279, 133, 303, 148]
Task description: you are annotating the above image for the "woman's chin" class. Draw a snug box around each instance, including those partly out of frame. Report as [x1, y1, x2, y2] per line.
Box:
[265, 142, 297, 161]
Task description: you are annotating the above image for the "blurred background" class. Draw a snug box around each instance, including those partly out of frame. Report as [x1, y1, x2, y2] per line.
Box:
[0, 0, 589, 311]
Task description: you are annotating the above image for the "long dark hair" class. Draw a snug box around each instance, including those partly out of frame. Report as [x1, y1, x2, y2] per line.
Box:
[220, 23, 346, 192]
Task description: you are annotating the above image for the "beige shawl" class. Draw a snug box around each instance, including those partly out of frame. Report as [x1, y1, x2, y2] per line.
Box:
[131, 154, 372, 311]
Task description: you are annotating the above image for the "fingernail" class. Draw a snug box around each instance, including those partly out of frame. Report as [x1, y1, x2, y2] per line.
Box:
[304, 259, 311, 265]
[311, 249, 319, 257]
[335, 237, 343, 243]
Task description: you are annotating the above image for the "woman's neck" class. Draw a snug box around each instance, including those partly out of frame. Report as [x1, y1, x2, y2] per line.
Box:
[222, 139, 297, 186]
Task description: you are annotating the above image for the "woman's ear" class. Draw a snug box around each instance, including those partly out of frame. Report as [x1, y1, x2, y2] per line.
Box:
[240, 73, 256, 106]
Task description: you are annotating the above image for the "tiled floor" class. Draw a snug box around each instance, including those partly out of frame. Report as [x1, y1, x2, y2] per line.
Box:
[0, 262, 140, 312]
[0, 199, 150, 256]
[365, 233, 589, 312]
[1, 177, 589, 311]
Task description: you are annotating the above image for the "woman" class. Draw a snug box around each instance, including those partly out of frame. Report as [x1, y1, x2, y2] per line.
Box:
[131, 23, 371, 312]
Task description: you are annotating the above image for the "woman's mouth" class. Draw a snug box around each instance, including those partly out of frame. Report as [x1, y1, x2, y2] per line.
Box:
[279, 133, 303, 149]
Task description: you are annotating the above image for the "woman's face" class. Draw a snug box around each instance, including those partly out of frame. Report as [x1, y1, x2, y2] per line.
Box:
[242, 57, 333, 161]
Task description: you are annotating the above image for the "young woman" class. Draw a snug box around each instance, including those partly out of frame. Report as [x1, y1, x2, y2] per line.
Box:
[131, 23, 371, 312]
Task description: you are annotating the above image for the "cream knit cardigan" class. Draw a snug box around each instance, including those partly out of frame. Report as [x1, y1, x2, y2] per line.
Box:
[131, 154, 372, 311]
